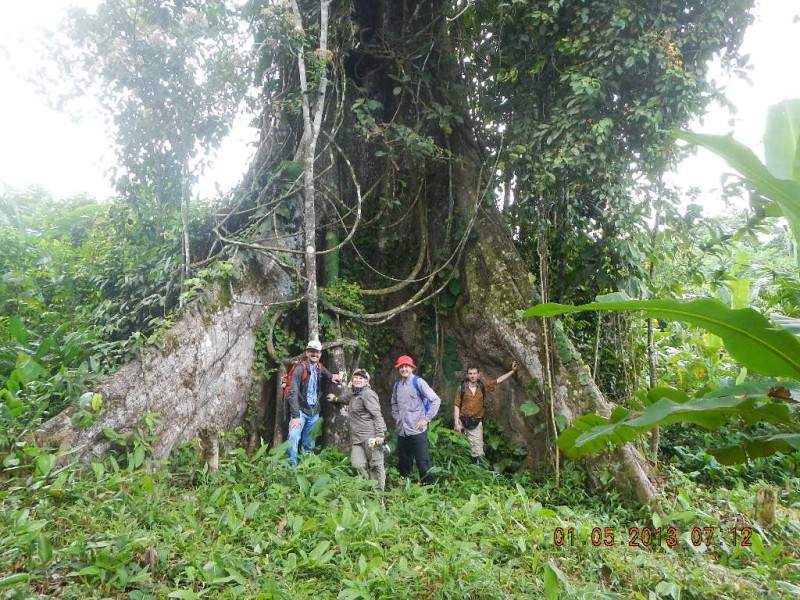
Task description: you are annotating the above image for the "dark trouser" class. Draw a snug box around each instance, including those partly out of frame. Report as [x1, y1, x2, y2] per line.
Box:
[397, 431, 436, 484]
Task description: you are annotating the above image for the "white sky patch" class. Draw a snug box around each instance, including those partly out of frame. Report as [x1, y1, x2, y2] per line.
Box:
[0, 0, 799, 205]
[0, 0, 117, 198]
[670, 1, 800, 215]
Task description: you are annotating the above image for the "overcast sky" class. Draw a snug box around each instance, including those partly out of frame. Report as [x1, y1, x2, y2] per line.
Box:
[0, 0, 255, 200]
[673, 1, 800, 212]
[1, 1, 799, 208]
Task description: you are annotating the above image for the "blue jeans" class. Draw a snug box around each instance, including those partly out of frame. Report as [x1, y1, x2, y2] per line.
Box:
[287, 412, 320, 465]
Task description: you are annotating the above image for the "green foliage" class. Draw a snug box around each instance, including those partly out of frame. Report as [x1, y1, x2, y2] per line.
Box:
[319, 280, 365, 315]
[676, 100, 800, 264]
[61, 0, 249, 208]
[179, 261, 242, 306]
[462, 0, 753, 303]
[524, 295, 800, 379]
[0, 440, 795, 599]
[526, 296, 800, 462]
[0, 188, 206, 454]
[452, 0, 753, 403]
[525, 99, 800, 466]
[662, 424, 800, 493]
[558, 381, 799, 459]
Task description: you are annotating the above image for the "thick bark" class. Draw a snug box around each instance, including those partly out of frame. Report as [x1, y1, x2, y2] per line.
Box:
[442, 130, 660, 509]
[36, 257, 291, 461]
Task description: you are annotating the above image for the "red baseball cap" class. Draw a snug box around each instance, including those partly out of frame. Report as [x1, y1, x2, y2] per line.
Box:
[394, 355, 416, 369]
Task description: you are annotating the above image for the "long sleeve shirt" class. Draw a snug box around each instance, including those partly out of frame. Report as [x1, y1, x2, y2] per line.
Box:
[287, 361, 333, 418]
[453, 378, 498, 419]
[391, 375, 441, 437]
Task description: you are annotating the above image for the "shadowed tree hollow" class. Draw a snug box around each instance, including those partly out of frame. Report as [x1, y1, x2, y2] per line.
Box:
[38, 0, 753, 508]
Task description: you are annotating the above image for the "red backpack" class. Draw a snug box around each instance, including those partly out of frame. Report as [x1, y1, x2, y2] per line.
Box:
[281, 360, 323, 402]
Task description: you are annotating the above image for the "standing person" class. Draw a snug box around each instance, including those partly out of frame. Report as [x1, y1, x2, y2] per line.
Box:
[391, 355, 441, 484]
[286, 339, 342, 465]
[453, 361, 519, 465]
[336, 368, 388, 490]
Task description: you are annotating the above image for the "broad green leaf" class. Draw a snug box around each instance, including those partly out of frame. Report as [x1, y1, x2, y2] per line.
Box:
[141, 474, 155, 495]
[709, 434, 800, 465]
[8, 316, 28, 345]
[764, 99, 800, 181]
[702, 380, 800, 399]
[33, 336, 57, 361]
[37, 532, 53, 564]
[674, 130, 800, 262]
[308, 540, 333, 564]
[646, 387, 690, 405]
[167, 591, 202, 600]
[558, 390, 795, 459]
[728, 278, 750, 310]
[131, 445, 146, 469]
[544, 561, 561, 600]
[0, 573, 30, 588]
[14, 353, 47, 384]
[35, 454, 56, 478]
[522, 298, 800, 379]
[520, 401, 540, 416]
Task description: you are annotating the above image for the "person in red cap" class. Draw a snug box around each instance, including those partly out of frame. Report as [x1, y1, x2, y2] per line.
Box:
[390, 355, 441, 484]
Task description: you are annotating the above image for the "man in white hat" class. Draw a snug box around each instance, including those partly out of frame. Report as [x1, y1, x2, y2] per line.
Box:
[286, 339, 341, 465]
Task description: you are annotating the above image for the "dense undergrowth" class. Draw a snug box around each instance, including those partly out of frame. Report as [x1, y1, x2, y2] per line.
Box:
[1, 432, 797, 600]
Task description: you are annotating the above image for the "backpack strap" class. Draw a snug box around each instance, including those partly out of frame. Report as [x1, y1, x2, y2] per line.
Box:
[394, 376, 431, 414]
[412, 375, 431, 414]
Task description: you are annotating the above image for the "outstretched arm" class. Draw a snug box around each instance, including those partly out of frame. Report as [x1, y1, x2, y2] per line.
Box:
[496, 360, 519, 385]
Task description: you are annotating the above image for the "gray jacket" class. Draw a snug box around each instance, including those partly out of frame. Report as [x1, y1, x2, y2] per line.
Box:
[391, 375, 441, 437]
[340, 385, 386, 444]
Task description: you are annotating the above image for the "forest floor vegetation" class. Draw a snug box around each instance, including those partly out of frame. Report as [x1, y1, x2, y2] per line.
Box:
[0, 432, 797, 599]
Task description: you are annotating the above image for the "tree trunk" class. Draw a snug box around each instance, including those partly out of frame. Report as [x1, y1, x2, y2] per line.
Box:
[442, 127, 659, 509]
[36, 257, 291, 461]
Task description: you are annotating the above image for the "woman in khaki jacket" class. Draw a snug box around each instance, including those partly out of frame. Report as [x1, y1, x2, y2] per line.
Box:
[337, 369, 387, 490]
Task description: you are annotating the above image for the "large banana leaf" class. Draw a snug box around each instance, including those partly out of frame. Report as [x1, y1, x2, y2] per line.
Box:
[764, 99, 800, 181]
[675, 102, 800, 264]
[522, 297, 800, 379]
[557, 384, 797, 460]
[675, 130, 800, 250]
[709, 434, 800, 465]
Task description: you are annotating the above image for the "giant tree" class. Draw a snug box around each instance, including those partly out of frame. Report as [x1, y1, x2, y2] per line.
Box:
[37, 0, 752, 507]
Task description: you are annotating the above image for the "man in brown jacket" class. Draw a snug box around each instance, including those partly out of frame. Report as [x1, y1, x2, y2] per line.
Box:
[453, 361, 518, 465]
